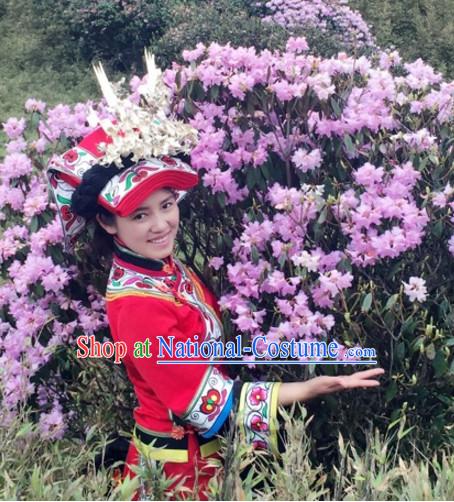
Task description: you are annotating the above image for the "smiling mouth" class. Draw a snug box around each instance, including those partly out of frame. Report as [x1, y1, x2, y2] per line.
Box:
[148, 233, 171, 245]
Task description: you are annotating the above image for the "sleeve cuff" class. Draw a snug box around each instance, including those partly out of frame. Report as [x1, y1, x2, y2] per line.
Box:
[237, 381, 281, 454]
[181, 366, 235, 437]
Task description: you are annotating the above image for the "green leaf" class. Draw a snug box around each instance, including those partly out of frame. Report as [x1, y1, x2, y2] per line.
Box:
[425, 343, 436, 360]
[330, 97, 342, 117]
[260, 160, 272, 180]
[343, 134, 355, 155]
[246, 167, 258, 190]
[450, 358, 454, 375]
[379, 144, 387, 155]
[16, 421, 34, 438]
[34, 283, 45, 298]
[216, 192, 226, 208]
[361, 292, 373, 313]
[396, 342, 406, 361]
[209, 85, 219, 101]
[30, 216, 40, 233]
[384, 294, 399, 311]
[223, 233, 233, 248]
[428, 154, 439, 166]
[432, 351, 448, 377]
[251, 246, 260, 264]
[383, 310, 395, 330]
[183, 98, 196, 116]
[432, 220, 444, 238]
[385, 381, 397, 402]
[401, 317, 417, 336]
[278, 254, 286, 268]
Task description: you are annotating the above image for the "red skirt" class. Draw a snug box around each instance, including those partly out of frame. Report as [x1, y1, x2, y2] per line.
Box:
[122, 431, 221, 500]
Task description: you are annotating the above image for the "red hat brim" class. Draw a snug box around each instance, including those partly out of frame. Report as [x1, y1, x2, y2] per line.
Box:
[98, 170, 199, 217]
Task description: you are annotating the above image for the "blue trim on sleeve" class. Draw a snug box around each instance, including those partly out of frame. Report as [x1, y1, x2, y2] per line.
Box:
[200, 387, 234, 439]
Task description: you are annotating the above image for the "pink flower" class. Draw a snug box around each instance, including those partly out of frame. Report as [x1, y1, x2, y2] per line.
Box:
[404, 59, 442, 90]
[228, 73, 255, 100]
[354, 163, 384, 188]
[38, 403, 66, 440]
[6, 138, 27, 154]
[1, 153, 33, 180]
[250, 413, 268, 432]
[270, 80, 294, 101]
[182, 42, 206, 62]
[209, 257, 224, 271]
[25, 98, 46, 113]
[291, 250, 320, 271]
[286, 36, 309, 53]
[292, 148, 322, 173]
[249, 386, 268, 405]
[2, 117, 26, 139]
[402, 277, 427, 303]
[448, 235, 454, 256]
[402, 128, 436, 152]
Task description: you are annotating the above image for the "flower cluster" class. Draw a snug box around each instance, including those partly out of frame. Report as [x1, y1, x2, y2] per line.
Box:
[164, 39, 454, 372]
[333, 162, 429, 267]
[219, 184, 348, 350]
[0, 102, 108, 436]
[262, 0, 375, 50]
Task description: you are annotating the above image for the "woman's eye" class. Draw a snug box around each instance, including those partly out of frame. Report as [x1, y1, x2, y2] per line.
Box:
[162, 201, 174, 210]
[133, 213, 146, 221]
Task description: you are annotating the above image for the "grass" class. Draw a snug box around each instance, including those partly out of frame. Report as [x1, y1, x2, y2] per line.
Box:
[2, 405, 453, 500]
[0, 0, 98, 123]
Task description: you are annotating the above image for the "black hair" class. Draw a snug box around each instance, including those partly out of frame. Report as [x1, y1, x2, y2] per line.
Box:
[71, 156, 134, 260]
[71, 164, 120, 221]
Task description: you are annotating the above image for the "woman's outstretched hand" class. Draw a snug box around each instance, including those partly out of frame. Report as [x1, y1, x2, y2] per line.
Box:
[336, 367, 385, 390]
[278, 368, 385, 406]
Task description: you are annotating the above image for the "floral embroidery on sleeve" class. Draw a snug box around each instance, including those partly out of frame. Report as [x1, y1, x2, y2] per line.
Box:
[182, 366, 235, 438]
[238, 382, 281, 453]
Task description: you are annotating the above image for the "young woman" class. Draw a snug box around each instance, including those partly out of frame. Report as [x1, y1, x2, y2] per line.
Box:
[47, 127, 384, 500]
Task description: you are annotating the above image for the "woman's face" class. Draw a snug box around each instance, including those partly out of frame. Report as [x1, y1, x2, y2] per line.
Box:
[98, 189, 180, 260]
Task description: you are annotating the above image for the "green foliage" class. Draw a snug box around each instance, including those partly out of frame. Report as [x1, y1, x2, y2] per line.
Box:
[352, 0, 454, 78]
[0, 0, 98, 122]
[150, 0, 288, 67]
[209, 405, 454, 500]
[33, 0, 176, 72]
[62, 355, 136, 438]
[2, 406, 452, 500]
[0, 408, 120, 500]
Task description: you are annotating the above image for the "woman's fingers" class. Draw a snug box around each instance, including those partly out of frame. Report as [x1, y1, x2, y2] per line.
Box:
[341, 367, 385, 389]
[353, 368, 385, 379]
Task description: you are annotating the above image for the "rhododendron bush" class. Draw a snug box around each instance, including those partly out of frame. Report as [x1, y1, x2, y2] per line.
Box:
[1, 37, 453, 448]
[0, 102, 134, 438]
[169, 40, 454, 446]
[262, 0, 375, 53]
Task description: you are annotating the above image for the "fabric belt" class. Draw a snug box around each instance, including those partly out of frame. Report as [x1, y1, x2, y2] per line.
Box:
[134, 423, 221, 463]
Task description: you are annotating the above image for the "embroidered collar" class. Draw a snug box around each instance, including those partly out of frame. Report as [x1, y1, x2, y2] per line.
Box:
[113, 236, 174, 273]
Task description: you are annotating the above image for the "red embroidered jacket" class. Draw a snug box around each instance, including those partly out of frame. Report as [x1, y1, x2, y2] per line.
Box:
[106, 242, 281, 458]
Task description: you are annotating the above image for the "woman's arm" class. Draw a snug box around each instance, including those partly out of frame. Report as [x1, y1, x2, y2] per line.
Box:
[277, 368, 385, 406]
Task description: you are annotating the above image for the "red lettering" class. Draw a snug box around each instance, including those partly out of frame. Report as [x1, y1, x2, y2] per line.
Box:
[102, 341, 114, 359]
[89, 335, 102, 357]
[114, 342, 127, 364]
[76, 335, 89, 358]
[76, 335, 128, 363]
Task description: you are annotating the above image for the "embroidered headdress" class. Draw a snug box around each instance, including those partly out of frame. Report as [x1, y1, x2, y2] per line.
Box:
[46, 51, 199, 250]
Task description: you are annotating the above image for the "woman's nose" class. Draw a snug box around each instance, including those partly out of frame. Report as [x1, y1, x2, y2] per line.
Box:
[149, 214, 169, 233]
